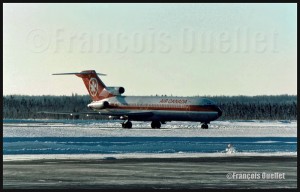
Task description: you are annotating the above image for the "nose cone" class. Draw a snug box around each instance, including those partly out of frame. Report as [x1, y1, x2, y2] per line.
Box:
[217, 107, 222, 117]
[210, 105, 222, 117]
[211, 105, 223, 119]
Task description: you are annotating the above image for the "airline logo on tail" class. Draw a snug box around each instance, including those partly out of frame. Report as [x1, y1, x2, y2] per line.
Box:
[89, 78, 99, 97]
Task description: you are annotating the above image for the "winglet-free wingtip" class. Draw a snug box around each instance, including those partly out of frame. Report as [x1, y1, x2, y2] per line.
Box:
[52, 70, 107, 76]
[96, 73, 107, 76]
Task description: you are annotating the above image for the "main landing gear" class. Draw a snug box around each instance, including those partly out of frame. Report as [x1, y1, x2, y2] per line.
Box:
[121, 120, 132, 129]
[121, 120, 161, 129]
[151, 121, 161, 129]
[201, 123, 209, 129]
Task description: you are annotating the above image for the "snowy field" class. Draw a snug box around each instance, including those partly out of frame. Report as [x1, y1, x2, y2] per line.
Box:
[3, 119, 297, 137]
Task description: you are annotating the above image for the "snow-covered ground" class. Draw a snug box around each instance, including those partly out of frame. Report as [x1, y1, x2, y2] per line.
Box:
[3, 120, 297, 137]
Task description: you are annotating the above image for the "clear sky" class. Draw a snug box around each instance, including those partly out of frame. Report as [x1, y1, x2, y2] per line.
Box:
[3, 3, 297, 96]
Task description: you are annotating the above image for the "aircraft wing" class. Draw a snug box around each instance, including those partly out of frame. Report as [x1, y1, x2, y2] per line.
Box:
[38, 111, 154, 118]
[98, 111, 154, 118]
[38, 111, 100, 116]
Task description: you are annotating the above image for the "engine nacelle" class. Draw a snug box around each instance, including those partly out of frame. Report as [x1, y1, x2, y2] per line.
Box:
[87, 101, 109, 109]
[105, 86, 125, 95]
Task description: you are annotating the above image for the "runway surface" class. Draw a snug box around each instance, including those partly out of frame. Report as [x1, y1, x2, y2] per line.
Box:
[3, 119, 297, 189]
[3, 156, 297, 189]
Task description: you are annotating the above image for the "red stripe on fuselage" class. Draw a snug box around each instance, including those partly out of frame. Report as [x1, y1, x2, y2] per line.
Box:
[104, 104, 218, 112]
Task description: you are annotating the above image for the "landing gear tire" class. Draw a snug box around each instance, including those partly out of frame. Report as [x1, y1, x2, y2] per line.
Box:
[122, 121, 132, 129]
[201, 123, 208, 129]
[151, 121, 161, 129]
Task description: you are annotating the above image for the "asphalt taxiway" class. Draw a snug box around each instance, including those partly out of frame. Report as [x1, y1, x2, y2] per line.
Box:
[3, 155, 297, 189]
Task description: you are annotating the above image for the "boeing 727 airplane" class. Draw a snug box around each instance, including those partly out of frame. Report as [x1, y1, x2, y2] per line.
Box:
[50, 70, 222, 129]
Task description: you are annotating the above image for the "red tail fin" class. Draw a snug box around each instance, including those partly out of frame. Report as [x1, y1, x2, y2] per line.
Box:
[53, 70, 114, 101]
[75, 70, 114, 101]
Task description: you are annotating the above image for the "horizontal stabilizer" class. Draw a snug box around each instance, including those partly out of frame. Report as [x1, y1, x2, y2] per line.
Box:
[52, 72, 106, 76]
[52, 70, 111, 101]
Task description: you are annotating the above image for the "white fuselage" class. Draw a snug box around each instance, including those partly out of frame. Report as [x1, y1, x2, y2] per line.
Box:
[88, 96, 222, 123]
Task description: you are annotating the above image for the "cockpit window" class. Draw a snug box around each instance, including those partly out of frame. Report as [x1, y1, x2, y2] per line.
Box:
[202, 98, 215, 105]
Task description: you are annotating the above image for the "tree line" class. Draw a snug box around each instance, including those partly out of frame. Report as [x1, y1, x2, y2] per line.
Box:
[3, 94, 297, 120]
